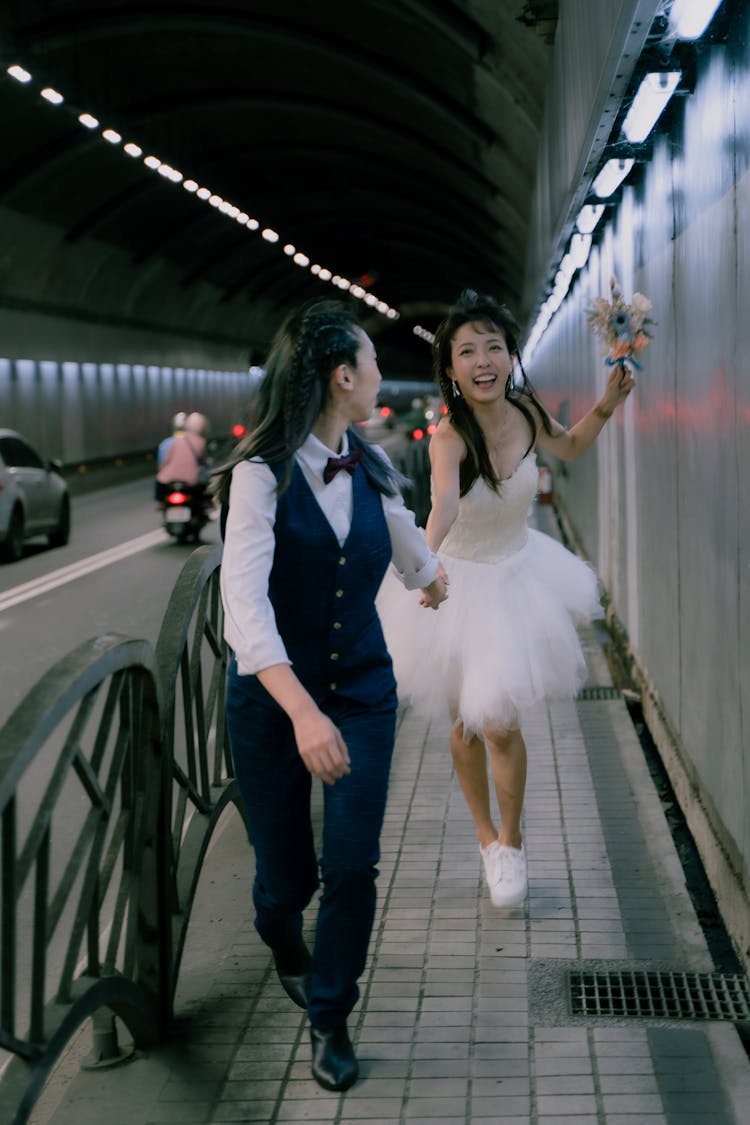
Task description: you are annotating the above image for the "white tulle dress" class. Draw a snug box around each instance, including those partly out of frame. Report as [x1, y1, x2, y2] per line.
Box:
[377, 451, 603, 735]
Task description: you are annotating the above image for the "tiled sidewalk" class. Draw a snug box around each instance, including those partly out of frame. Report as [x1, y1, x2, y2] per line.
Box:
[32, 514, 750, 1124]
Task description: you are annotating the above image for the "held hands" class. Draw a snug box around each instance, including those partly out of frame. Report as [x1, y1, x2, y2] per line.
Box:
[292, 704, 351, 785]
[419, 563, 449, 610]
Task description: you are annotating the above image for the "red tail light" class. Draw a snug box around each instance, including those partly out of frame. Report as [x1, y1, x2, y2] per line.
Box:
[427, 423, 437, 435]
[412, 428, 424, 441]
[167, 490, 189, 504]
[232, 423, 246, 439]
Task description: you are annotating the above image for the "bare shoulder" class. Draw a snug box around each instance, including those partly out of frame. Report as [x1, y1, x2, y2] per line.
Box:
[514, 390, 547, 425]
[430, 417, 466, 460]
[433, 417, 465, 447]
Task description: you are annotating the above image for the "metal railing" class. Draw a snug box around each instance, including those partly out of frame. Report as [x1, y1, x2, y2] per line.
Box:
[0, 439, 431, 1125]
[0, 544, 240, 1125]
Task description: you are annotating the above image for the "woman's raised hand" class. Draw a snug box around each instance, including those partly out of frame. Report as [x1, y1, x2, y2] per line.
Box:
[601, 361, 636, 414]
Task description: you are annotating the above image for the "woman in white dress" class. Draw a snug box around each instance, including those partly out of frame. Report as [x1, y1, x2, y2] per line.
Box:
[378, 290, 634, 908]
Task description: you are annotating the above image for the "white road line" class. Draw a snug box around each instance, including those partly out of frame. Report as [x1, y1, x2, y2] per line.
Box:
[0, 529, 167, 613]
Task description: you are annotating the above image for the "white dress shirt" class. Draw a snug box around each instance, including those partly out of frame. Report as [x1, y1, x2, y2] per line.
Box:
[221, 432, 439, 675]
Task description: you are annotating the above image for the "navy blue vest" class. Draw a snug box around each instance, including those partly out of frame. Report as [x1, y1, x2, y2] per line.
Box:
[247, 458, 396, 709]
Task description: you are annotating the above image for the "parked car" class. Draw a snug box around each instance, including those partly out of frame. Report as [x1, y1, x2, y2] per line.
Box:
[0, 429, 70, 562]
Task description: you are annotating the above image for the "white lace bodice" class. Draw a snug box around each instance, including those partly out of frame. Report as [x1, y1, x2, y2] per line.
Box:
[439, 451, 538, 563]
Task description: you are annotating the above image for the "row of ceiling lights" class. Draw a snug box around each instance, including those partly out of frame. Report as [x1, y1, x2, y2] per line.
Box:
[522, 0, 723, 364]
[412, 324, 436, 345]
[5, 63, 400, 321]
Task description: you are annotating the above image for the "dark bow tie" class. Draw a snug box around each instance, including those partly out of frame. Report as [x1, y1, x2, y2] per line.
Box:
[323, 448, 362, 484]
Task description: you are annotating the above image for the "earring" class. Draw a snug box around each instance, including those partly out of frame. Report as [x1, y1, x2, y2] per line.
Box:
[451, 380, 461, 398]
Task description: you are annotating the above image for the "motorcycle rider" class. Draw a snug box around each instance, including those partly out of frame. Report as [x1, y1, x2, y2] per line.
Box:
[155, 412, 210, 501]
[157, 411, 187, 468]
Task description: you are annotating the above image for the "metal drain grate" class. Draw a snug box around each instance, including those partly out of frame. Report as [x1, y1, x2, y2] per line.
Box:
[569, 969, 750, 1021]
[576, 686, 623, 700]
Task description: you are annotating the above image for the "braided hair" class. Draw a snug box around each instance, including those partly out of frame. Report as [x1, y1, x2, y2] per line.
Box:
[212, 299, 405, 506]
[432, 290, 554, 497]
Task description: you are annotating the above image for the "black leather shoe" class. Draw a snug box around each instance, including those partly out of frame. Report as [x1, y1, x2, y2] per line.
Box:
[310, 1023, 359, 1091]
[272, 941, 312, 1009]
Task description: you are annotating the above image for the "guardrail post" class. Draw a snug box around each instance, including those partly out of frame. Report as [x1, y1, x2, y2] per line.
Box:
[82, 1009, 133, 1070]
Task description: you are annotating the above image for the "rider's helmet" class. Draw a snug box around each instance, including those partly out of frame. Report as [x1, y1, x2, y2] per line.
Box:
[185, 412, 209, 435]
[171, 411, 187, 431]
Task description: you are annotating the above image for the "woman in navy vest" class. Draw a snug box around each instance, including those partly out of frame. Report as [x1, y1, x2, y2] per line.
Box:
[213, 300, 448, 1091]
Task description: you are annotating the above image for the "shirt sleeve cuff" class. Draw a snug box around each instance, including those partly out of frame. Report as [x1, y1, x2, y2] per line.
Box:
[400, 554, 440, 591]
[234, 645, 292, 677]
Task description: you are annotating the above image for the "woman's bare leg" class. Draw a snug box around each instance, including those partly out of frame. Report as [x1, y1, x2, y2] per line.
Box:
[449, 719, 497, 848]
[484, 724, 527, 849]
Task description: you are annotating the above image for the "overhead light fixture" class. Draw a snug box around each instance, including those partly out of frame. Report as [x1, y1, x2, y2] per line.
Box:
[570, 232, 592, 269]
[558, 252, 575, 280]
[592, 157, 634, 197]
[546, 290, 564, 314]
[8, 52, 400, 320]
[621, 71, 681, 143]
[575, 203, 605, 234]
[670, 0, 723, 40]
[7, 64, 32, 83]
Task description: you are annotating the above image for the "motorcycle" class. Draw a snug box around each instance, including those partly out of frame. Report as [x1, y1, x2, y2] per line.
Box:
[158, 481, 212, 543]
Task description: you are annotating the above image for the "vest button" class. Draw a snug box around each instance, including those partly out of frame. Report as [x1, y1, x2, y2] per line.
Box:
[330, 652, 339, 661]
[333, 621, 342, 630]
[339, 555, 346, 565]
[335, 589, 343, 597]
[329, 682, 337, 691]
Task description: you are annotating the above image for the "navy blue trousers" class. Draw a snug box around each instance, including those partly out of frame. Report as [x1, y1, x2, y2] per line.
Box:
[226, 661, 396, 1029]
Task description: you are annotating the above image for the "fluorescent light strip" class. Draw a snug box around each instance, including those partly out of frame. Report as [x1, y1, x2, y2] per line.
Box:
[4, 60, 398, 318]
[575, 203, 605, 234]
[670, 0, 723, 40]
[593, 157, 634, 197]
[621, 71, 681, 143]
[7, 64, 31, 83]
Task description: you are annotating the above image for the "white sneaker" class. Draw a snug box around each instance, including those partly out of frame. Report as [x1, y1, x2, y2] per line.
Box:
[480, 841, 527, 907]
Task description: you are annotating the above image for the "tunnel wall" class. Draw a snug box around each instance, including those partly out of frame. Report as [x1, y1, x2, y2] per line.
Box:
[527, 8, 750, 964]
[522, 0, 661, 319]
[0, 354, 252, 464]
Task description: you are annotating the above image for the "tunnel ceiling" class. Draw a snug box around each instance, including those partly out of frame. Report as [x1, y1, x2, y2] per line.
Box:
[0, 1, 559, 369]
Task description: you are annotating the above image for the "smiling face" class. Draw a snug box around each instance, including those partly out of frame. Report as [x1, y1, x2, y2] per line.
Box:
[447, 320, 514, 404]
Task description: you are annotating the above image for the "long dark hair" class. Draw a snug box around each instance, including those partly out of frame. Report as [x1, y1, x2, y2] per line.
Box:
[212, 298, 405, 506]
[433, 289, 554, 496]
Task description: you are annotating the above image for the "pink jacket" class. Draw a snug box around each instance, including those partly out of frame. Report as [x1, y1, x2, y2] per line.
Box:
[156, 432, 206, 485]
